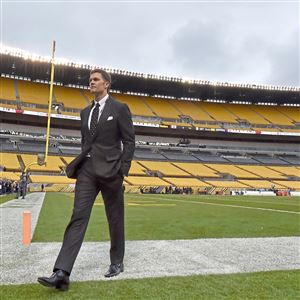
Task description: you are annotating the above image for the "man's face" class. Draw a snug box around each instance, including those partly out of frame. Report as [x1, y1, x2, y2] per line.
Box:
[89, 72, 109, 95]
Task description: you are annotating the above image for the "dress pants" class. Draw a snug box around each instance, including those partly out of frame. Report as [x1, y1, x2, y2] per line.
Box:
[53, 157, 125, 274]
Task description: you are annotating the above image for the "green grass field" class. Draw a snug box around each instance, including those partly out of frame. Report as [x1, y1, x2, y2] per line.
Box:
[2, 270, 299, 300]
[3, 193, 299, 299]
[32, 193, 300, 242]
[0, 193, 17, 205]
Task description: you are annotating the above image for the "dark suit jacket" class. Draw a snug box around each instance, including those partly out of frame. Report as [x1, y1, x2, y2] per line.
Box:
[66, 96, 135, 179]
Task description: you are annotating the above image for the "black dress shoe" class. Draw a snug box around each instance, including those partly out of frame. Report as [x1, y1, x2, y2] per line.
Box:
[37, 270, 69, 291]
[104, 263, 124, 278]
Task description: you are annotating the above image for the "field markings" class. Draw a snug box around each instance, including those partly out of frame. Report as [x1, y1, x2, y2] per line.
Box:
[209, 198, 300, 206]
[128, 195, 300, 215]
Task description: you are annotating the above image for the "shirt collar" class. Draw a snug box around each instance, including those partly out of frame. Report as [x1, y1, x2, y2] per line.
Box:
[94, 94, 109, 107]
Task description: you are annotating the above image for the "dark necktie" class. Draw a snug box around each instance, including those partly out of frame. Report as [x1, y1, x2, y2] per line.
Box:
[90, 103, 100, 136]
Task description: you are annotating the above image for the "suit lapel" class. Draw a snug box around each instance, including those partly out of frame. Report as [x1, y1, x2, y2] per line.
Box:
[96, 96, 112, 130]
[84, 103, 94, 143]
[87, 96, 113, 141]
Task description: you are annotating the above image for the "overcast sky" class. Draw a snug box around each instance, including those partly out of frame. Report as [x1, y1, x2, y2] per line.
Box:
[1, 0, 299, 86]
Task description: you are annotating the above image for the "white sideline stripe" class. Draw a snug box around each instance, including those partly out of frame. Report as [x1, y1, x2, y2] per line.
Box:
[128, 195, 300, 215]
[130, 197, 300, 207]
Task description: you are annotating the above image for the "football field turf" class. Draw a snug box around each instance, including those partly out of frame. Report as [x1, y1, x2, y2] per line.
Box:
[2, 270, 300, 300]
[32, 193, 300, 242]
[2, 192, 300, 299]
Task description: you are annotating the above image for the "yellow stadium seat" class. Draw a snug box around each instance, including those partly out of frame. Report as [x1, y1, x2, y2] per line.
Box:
[237, 165, 286, 179]
[144, 97, 182, 119]
[238, 180, 285, 189]
[251, 127, 280, 132]
[162, 121, 192, 127]
[272, 181, 300, 190]
[0, 78, 16, 101]
[197, 102, 238, 123]
[277, 106, 300, 123]
[139, 161, 189, 176]
[30, 175, 75, 184]
[21, 154, 64, 172]
[17, 80, 50, 105]
[172, 100, 213, 121]
[87, 92, 156, 117]
[55, 86, 87, 109]
[163, 177, 210, 187]
[125, 176, 167, 186]
[44, 184, 75, 192]
[282, 128, 300, 133]
[62, 157, 76, 164]
[225, 104, 270, 125]
[251, 106, 293, 126]
[0, 102, 17, 109]
[0, 171, 21, 181]
[129, 161, 147, 175]
[195, 124, 220, 129]
[173, 162, 219, 177]
[206, 164, 260, 178]
[204, 181, 247, 188]
[268, 166, 300, 177]
[0, 153, 21, 170]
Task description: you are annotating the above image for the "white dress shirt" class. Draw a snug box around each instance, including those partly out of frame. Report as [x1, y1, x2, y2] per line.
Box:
[88, 94, 109, 130]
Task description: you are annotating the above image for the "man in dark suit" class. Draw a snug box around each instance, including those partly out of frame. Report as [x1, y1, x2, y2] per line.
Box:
[38, 69, 135, 291]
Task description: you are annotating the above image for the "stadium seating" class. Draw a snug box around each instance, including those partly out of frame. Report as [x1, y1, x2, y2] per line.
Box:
[205, 180, 247, 188]
[0, 77, 16, 101]
[62, 156, 76, 164]
[237, 165, 286, 179]
[225, 104, 269, 124]
[0, 171, 21, 181]
[252, 127, 281, 132]
[172, 100, 213, 121]
[139, 161, 189, 176]
[143, 97, 182, 119]
[272, 181, 300, 189]
[206, 164, 260, 178]
[84, 92, 156, 117]
[0, 153, 21, 170]
[164, 177, 209, 187]
[191, 152, 228, 163]
[125, 176, 167, 186]
[1, 151, 297, 190]
[173, 162, 219, 177]
[129, 161, 147, 175]
[238, 180, 285, 189]
[251, 155, 288, 165]
[54, 86, 87, 109]
[278, 106, 300, 123]
[250, 106, 294, 126]
[1, 78, 300, 136]
[268, 166, 300, 177]
[162, 121, 192, 127]
[21, 154, 64, 172]
[134, 149, 167, 160]
[17, 80, 50, 105]
[44, 184, 75, 192]
[161, 150, 198, 161]
[197, 102, 238, 123]
[30, 175, 75, 184]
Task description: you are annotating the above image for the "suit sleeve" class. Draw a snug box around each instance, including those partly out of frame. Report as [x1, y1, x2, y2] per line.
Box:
[118, 104, 135, 176]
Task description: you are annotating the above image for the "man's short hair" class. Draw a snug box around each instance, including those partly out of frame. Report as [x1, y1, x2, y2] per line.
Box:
[90, 69, 111, 92]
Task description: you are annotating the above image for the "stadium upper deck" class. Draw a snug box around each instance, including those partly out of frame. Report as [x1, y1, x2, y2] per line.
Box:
[0, 45, 299, 140]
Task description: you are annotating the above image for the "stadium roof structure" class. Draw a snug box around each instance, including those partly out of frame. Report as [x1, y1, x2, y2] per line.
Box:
[1, 45, 299, 106]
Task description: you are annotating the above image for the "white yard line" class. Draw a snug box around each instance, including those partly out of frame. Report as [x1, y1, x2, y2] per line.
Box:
[128, 195, 300, 215]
